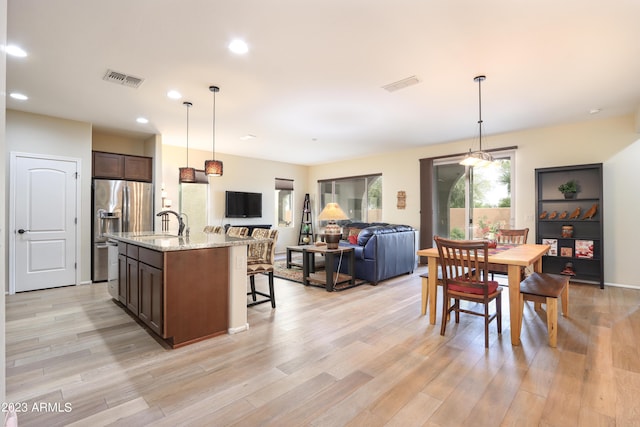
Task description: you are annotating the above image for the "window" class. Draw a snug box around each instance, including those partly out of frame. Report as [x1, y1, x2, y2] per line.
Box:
[318, 174, 382, 223]
[433, 152, 514, 239]
[275, 178, 294, 227]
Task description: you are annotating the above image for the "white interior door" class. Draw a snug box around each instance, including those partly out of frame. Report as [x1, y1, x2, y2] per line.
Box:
[11, 154, 79, 293]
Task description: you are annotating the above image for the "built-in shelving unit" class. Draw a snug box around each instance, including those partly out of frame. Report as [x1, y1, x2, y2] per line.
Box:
[535, 163, 604, 288]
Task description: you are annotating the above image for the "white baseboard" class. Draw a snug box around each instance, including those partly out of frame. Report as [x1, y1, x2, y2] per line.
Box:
[228, 323, 249, 334]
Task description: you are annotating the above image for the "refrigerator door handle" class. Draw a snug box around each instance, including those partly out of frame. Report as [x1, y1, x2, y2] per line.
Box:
[122, 185, 129, 232]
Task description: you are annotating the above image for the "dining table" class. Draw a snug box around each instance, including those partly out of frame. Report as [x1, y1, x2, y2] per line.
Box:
[417, 243, 550, 346]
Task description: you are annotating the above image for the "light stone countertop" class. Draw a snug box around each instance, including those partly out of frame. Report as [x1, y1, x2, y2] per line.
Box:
[105, 231, 269, 252]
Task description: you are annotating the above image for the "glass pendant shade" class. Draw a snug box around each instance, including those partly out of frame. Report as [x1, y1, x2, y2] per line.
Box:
[460, 75, 494, 167]
[205, 85, 223, 176]
[179, 101, 195, 183]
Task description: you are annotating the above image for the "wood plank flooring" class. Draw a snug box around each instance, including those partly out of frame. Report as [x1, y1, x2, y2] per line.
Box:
[6, 267, 640, 426]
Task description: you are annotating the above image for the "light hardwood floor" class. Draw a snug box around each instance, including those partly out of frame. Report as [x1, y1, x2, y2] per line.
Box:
[6, 268, 640, 426]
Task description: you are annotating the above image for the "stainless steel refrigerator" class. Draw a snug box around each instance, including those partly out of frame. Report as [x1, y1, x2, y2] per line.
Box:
[92, 179, 154, 283]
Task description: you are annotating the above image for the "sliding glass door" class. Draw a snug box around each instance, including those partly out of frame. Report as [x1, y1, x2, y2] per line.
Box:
[433, 154, 513, 239]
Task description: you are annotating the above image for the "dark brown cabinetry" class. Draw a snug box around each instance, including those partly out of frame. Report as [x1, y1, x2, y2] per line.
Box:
[115, 240, 229, 348]
[535, 163, 603, 288]
[117, 242, 164, 333]
[93, 151, 152, 182]
[138, 248, 164, 336]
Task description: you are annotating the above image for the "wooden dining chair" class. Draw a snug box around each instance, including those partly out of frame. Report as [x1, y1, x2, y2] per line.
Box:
[434, 236, 503, 348]
[489, 228, 529, 280]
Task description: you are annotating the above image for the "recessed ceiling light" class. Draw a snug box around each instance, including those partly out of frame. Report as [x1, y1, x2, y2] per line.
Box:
[589, 108, 601, 115]
[6, 45, 27, 57]
[136, 117, 149, 124]
[10, 92, 28, 100]
[239, 134, 256, 141]
[228, 39, 249, 55]
[167, 90, 182, 100]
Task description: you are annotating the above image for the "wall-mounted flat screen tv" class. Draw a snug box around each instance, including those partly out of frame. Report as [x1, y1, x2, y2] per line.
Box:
[225, 191, 262, 218]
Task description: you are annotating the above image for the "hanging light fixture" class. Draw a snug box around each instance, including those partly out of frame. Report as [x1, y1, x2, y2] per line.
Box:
[460, 75, 494, 167]
[204, 85, 223, 176]
[179, 101, 196, 183]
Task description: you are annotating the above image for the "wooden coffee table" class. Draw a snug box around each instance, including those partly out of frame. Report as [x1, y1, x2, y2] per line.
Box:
[302, 245, 355, 291]
[286, 245, 316, 269]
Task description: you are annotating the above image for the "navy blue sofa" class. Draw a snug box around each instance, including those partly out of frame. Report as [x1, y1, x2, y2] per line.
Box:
[335, 223, 416, 285]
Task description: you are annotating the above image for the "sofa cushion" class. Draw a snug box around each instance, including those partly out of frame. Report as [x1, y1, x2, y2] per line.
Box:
[357, 224, 414, 245]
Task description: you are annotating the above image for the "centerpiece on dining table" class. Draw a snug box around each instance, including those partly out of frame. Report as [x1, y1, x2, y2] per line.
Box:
[478, 219, 504, 249]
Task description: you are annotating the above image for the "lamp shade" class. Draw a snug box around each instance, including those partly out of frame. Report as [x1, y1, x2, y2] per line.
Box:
[205, 85, 223, 176]
[179, 167, 196, 183]
[317, 202, 348, 222]
[459, 75, 494, 167]
[204, 159, 223, 176]
[179, 101, 195, 183]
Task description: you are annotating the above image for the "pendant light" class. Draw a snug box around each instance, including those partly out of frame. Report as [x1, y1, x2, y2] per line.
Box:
[179, 101, 196, 183]
[460, 75, 494, 167]
[204, 85, 223, 176]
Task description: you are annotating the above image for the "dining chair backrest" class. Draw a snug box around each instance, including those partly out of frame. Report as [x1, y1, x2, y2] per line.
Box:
[496, 228, 529, 244]
[434, 235, 503, 348]
[434, 236, 491, 296]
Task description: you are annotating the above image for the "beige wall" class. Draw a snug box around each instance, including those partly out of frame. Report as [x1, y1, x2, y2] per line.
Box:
[309, 114, 640, 287]
[160, 144, 309, 253]
[92, 131, 148, 156]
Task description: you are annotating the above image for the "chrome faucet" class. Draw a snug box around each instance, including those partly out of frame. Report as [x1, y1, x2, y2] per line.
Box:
[156, 210, 186, 236]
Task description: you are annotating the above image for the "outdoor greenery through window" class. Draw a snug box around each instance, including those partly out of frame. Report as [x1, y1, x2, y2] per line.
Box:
[275, 178, 294, 227]
[434, 155, 513, 240]
[319, 174, 382, 224]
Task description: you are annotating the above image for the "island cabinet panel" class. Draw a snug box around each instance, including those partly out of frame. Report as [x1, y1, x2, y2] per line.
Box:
[118, 253, 127, 305]
[125, 256, 139, 315]
[139, 262, 163, 336]
[164, 247, 230, 347]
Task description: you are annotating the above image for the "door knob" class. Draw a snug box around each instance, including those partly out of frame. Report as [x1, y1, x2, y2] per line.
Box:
[17, 229, 29, 234]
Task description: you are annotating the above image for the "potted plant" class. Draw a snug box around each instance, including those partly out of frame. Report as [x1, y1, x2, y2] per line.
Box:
[558, 180, 578, 199]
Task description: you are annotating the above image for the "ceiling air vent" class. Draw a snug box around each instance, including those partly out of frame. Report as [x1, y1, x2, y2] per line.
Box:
[382, 75, 420, 92]
[103, 69, 144, 89]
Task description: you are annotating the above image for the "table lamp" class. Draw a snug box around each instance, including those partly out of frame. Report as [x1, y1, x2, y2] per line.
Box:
[317, 202, 348, 249]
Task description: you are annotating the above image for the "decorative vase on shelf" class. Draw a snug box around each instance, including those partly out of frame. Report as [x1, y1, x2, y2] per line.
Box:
[564, 192, 576, 199]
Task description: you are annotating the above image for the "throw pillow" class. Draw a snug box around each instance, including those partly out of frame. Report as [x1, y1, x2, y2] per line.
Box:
[348, 234, 358, 245]
[348, 227, 361, 237]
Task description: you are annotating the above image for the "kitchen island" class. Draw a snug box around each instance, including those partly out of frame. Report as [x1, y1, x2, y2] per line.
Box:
[105, 231, 266, 348]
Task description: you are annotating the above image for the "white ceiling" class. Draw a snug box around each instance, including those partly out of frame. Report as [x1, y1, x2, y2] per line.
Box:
[6, 0, 640, 166]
